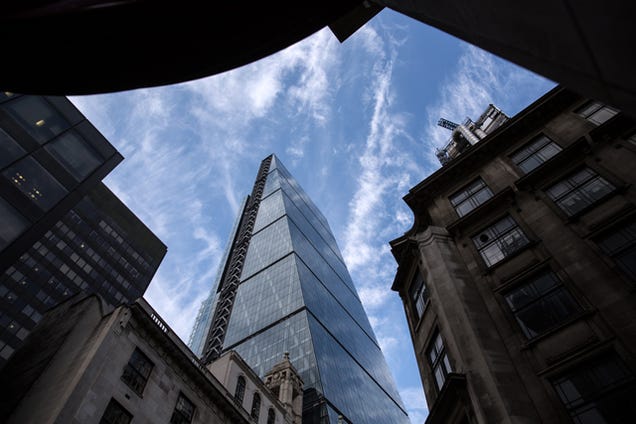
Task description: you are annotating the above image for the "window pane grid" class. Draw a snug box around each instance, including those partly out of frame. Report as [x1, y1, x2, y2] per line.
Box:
[552, 354, 636, 423]
[473, 216, 530, 267]
[547, 168, 615, 216]
[511, 135, 562, 173]
[99, 399, 132, 424]
[409, 272, 428, 319]
[596, 220, 636, 280]
[449, 178, 493, 217]
[505, 271, 580, 338]
[576, 101, 619, 125]
[170, 393, 195, 424]
[121, 348, 153, 395]
[427, 333, 451, 390]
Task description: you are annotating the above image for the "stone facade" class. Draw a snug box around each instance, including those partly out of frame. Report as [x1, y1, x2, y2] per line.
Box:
[0, 294, 292, 424]
[208, 350, 298, 424]
[391, 86, 636, 423]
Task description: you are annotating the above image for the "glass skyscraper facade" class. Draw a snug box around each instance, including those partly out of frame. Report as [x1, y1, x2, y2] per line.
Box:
[0, 93, 167, 369]
[196, 155, 409, 423]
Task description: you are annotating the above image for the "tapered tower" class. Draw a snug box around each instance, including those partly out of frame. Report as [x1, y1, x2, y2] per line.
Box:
[193, 154, 409, 423]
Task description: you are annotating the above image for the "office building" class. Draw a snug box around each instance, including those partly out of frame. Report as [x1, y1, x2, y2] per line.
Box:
[390, 86, 636, 423]
[199, 154, 409, 423]
[0, 93, 167, 368]
[0, 294, 297, 424]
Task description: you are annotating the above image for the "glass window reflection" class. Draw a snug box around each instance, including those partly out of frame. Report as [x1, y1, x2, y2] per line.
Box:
[45, 130, 103, 180]
[3, 156, 68, 211]
[0, 96, 70, 144]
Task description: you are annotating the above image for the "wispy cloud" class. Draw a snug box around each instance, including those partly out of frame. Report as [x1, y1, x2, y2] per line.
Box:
[400, 386, 429, 424]
[69, 26, 345, 342]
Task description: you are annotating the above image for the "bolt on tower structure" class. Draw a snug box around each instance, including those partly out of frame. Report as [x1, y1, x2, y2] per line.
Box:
[195, 154, 409, 423]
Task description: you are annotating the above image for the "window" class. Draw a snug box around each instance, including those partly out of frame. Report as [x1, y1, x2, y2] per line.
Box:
[99, 399, 132, 424]
[427, 331, 452, 391]
[504, 270, 580, 338]
[251, 392, 261, 420]
[546, 167, 615, 216]
[449, 178, 493, 217]
[0, 96, 70, 144]
[409, 271, 428, 321]
[473, 215, 530, 267]
[267, 408, 276, 424]
[575, 101, 619, 125]
[235, 375, 246, 405]
[510, 135, 562, 173]
[552, 353, 636, 423]
[121, 348, 154, 396]
[170, 392, 195, 424]
[0, 128, 26, 168]
[45, 130, 103, 180]
[596, 219, 636, 280]
[2, 156, 68, 211]
[0, 196, 29, 250]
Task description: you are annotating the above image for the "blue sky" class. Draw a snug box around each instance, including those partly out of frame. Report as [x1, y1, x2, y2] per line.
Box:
[70, 8, 555, 423]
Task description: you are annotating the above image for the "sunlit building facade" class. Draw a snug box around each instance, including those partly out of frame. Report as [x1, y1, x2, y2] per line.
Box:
[0, 93, 166, 368]
[199, 155, 409, 423]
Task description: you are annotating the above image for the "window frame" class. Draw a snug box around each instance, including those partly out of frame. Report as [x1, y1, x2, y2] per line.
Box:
[427, 330, 452, 392]
[575, 100, 619, 125]
[170, 392, 196, 424]
[594, 218, 636, 281]
[408, 270, 428, 323]
[510, 134, 562, 174]
[234, 375, 246, 405]
[267, 407, 276, 424]
[472, 215, 531, 267]
[545, 166, 616, 217]
[449, 177, 494, 217]
[121, 347, 154, 396]
[503, 269, 581, 339]
[551, 352, 636, 423]
[99, 398, 132, 424]
[250, 392, 261, 420]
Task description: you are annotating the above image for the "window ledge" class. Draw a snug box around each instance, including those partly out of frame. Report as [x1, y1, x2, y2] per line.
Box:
[515, 137, 589, 190]
[520, 309, 595, 350]
[425, 373, 469, 424]
[447, 186, 515, 235]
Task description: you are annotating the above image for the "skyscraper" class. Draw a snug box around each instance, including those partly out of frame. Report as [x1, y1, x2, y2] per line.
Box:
[194, 155, 409, 423]
[0, 93, 166, 368]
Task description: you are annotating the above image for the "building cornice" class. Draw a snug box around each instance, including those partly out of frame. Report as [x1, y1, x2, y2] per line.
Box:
[128, 299, 252, 423]
[404, 86, 578, 216]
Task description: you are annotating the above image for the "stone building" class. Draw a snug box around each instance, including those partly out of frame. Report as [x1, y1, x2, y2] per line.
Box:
[390, 86, 636, 423]
[0, 294, 296, 424]
[208, 350, 302, 424]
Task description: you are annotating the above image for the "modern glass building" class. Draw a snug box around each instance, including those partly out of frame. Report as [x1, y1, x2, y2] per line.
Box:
[197, 154, 409, 423]
[0, 93, 167, 368]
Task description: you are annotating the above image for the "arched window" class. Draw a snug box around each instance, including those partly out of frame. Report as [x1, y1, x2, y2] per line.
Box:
[267, 408, 276, 424]
[234, 376, 246, 405]
[250, 392, 261, 420]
